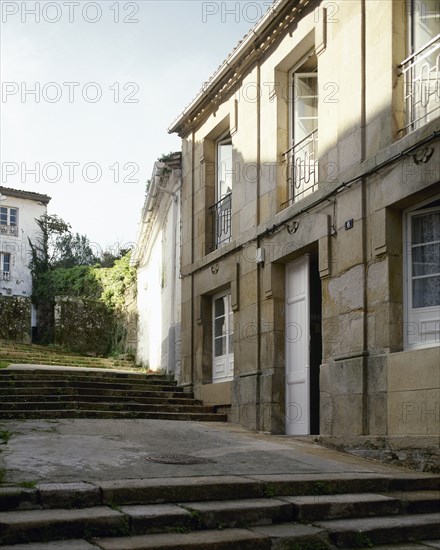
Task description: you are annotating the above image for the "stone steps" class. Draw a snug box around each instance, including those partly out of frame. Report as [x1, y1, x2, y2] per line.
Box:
[0, 394, 200, 405]
[0, 352, 137, 369]
[0, 371, 173, 382]
[0, 474, 438, 548]
[0, 381, 181, 392]
[319, 512, 440, 547]
[0, 401, 214, 413]
[0, 368, 224, 421]
[0, 341, 139, 371]
[0, 409, 225, 421]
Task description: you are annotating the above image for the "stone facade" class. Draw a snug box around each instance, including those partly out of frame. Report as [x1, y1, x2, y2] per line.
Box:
[169, 0, 440, 447]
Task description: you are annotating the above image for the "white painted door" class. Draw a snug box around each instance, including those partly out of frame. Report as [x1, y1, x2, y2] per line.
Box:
[285, 255, 310, 435]
[213, 292, 234, 383]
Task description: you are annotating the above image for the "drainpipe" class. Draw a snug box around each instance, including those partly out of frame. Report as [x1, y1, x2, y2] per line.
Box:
[256, 57, 262, 431]
[360, 0, 369, 436]
[190, 131, 196, 388]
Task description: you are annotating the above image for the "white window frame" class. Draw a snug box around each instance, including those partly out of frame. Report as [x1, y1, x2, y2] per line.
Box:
[0, 252, 11, 281]
[287, 52, 318, 204]
[403, 196, 440, 350]
[0, 206, 19, 236]
[401, 0, 440, 132]
[212, 291, 234, 383]
[212, 133, 232, 248]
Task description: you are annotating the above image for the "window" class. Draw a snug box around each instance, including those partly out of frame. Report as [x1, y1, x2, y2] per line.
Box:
[0, 206, 19, 236]
[404, 197, 440, 348]
[285, 53, 318, 204]
[0, 252, 11, 281]
[212, 291, 234, 382]
[400, 0, 440, 132]
[210, 134, 232, 249]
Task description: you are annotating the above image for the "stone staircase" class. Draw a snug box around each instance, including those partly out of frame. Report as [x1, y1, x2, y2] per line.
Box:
[0, 473, 439, 548]
[0, 341, 139, 371]
[0, 368, 226, 422]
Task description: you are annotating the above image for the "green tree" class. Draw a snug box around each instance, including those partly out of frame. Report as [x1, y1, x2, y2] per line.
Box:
[28, 214, 71, 276]
[52, 232, 99, 268]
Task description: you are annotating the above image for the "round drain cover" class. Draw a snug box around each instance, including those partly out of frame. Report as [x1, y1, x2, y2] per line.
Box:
[145, 454, 215, 465]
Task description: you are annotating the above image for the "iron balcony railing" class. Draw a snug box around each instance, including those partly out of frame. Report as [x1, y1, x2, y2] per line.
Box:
[1, 271, 10, 281]
[284, 129, 318, 205]
[210, 192, 232, 250]
[0, 224, 18, 237]
[399, 34, 440, 133]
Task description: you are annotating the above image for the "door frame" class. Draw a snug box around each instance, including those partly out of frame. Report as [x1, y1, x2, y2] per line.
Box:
[285, 254, 311, 435]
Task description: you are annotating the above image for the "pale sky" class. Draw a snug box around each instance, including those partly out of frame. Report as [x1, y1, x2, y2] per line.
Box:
[1, 0, 271, 253]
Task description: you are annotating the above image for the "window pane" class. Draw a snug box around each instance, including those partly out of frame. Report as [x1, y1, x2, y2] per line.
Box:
[412, 243, 440, 276]
[0, 207, 7, 225]
[413, 0, 439, 52]
[413, 275, 440, 307]
[215, 336, 226, 357]
[217, 141, 233, 198]
[9, 209, 17, 225]
[412, 212, 440, 244]
[214, 297, 225, 318]
[3, 254, 10, 271]
[215, 317, 226, 339]
[294, 74, 318, 142]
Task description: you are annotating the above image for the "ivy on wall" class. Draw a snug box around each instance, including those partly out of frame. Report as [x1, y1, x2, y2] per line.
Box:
[32, 254, 137, 355]
[0, 296, 32, 342]
[54, 297, 114, 356]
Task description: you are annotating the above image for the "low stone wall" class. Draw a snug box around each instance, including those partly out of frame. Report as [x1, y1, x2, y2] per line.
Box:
[54, 296, 113, 356]
[0, 295, 31, 343]
[309, 435, 440, 473]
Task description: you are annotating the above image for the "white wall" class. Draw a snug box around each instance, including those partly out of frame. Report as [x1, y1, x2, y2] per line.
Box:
[135, 164, 182, 375]
[0, 195, 47, 298]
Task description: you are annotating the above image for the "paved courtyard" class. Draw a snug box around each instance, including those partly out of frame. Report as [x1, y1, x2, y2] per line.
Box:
[0, 419, 416, 484]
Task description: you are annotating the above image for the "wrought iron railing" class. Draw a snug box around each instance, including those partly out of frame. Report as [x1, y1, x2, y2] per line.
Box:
[0, 224, 18, 237]
[399, 34, 440, 133]
[209, 192, 232, 249]
[284, 129, 318, 204]
[1, 271, 10, 281]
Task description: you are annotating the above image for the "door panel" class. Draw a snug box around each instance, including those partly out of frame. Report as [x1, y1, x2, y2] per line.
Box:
[285, 255, 310, 435]
[213, 292, 234, 383]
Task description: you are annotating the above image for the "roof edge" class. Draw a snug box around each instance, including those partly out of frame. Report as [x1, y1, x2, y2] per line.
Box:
[168, 0, 293, 135]
[0, 186, 51, 205]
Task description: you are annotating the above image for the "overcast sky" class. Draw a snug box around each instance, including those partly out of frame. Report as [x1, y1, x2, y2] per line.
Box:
[1, 0, 271, 253]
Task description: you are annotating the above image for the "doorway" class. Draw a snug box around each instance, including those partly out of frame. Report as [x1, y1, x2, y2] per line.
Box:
[285, 251, 322, 435]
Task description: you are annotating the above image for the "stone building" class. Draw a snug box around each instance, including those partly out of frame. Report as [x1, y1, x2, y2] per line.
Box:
[0, 186, 51, 341]
[168, 0, 439, 460]
[132, 153, 182, 376]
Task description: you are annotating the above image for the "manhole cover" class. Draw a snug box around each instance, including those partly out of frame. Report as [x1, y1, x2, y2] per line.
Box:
[145, 454, 215, 465]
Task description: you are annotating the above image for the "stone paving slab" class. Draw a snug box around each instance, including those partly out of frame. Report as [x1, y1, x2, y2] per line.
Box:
[248, 473, 391, 495]
[98, 476, 265, 504]
[280, 492, 400, 521]
[93, 528, 271, 550]
[38, 482, 101, 509]
[181, 497, 292, 528]
[119, 503, 192, 533]
[1, 419, 431, 485]
[0, 506, 125, 545]
[250, 523, 330, 548]
[318, 512, 440, 547]
[0, 540, 100, 549]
